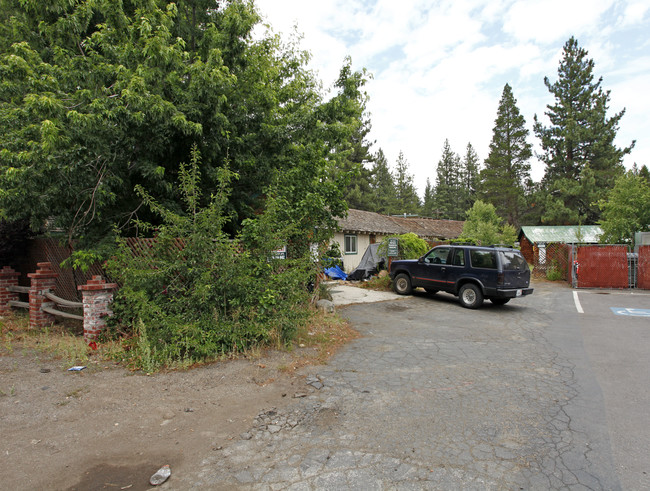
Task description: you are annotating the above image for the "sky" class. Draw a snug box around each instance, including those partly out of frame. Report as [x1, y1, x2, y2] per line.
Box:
[253, 0, 650, 196]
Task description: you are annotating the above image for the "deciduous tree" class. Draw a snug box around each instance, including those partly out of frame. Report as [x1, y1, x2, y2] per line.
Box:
[598, 168, 650, 246]
[0, 0, 369, 252]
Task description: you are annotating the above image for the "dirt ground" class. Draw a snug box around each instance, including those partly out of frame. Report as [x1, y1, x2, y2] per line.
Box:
[0, 345, 317, 490]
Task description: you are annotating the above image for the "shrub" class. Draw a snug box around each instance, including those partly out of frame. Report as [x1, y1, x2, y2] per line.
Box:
[105, 147, 315, 370]
[378, 233, 429, 260]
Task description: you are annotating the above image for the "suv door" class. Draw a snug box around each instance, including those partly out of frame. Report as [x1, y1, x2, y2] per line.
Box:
[411, 246, 453, 292]
[445, 247, 467, 290]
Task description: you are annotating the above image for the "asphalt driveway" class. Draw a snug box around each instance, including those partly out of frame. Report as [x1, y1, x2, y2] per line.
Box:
[179, 282, 649, 489]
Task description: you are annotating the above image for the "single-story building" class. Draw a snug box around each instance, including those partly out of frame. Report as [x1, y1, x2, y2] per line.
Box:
[333, 209, 464, 272]
[518, 225, 603, 266]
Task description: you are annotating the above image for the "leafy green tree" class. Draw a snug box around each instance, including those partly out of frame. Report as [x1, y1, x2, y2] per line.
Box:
[0, 0, 368, 252]
[534, 37, 634, 224]
[433, 139, 463, 220]
[393, 151, 420, 214]
[459, 200, 517, 246]
[598, 169, 650, 246]
[368, 148, 397, 214]
[480, 84, 532, 226]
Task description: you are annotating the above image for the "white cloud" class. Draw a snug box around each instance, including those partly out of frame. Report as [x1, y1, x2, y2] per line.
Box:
[503, 0, 615, 43]
[254, 0, 650, 193]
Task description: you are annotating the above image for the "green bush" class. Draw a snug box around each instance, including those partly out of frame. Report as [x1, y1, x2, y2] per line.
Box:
[105, 147, 315, 370]
[378, 233, 429, 260]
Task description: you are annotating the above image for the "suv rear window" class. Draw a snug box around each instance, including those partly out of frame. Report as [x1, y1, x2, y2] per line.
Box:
[470, 250, 497, 269]
[499, 251, 528, 271]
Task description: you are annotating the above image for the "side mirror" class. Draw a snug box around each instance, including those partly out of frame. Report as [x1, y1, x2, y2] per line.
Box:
[418, 257, 425, 263]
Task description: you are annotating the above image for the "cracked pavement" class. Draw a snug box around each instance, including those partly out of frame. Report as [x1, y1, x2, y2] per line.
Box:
[175, 283, 647, 489]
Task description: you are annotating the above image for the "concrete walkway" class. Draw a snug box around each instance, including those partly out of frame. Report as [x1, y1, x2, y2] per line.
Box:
[327, 281, 400, 306]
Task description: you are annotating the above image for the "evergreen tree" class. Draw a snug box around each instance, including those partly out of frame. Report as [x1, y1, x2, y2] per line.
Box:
[393, 151, 420, 214]
[331, 68, 376, 211]
[534, 37, 634, 224]
[480, 84, 532, 226]
[433, 139, 463, 220]
[422, 178, 436, 217]
[461, 142, 480, 211]
[369, 149, 397, 215]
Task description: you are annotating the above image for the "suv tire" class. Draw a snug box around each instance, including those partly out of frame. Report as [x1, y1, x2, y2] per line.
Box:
[393, 273, 412, 295]
[458, 284, 483, 309]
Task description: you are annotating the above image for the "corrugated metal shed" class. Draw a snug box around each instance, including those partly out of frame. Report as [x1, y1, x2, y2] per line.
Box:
[519, 225, 603, 244]
[337, 209, 464, 240]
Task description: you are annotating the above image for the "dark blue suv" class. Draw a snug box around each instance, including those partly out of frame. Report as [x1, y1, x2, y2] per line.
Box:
[389, 245, 533, 309]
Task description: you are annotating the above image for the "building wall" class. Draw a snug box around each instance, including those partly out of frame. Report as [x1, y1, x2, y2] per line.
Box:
[519, 235, 535, 265]
[332, 232, 385, 272]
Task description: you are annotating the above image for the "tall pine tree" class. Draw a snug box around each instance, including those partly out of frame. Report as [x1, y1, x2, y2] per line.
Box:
[393, 151, 420, 214]
[461, 142, 480, 212]
[433, 139, 463, 220]
[422, 178, 436, 217]
[534, 37, 634, 224]
[369, 148, 397, 214]
[480, 84, 532, 226]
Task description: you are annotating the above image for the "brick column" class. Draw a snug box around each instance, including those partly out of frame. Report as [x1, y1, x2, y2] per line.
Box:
[28, 262, 58, 329]
[0, 266, 21, 315]
[79, 276, 118, 342]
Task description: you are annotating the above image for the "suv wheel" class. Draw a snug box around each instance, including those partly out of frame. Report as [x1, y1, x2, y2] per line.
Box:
[458, 284, 483, 309]
[393, 273, 412, 295]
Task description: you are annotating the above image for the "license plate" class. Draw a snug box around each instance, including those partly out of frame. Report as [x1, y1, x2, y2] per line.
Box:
[516, 289, 522, 297]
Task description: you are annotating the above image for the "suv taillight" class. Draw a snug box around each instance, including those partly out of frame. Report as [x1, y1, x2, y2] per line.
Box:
[497, 272, 504, 286]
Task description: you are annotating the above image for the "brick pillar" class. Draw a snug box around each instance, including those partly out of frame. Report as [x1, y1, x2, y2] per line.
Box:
[28, 262, 58, 329]
[0, 266, 21, 315]
[79, 276, 118, 342]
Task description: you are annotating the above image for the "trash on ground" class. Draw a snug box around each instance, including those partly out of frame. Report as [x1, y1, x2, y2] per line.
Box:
[149, 464, 171, 486]
[67, 366, 86, 371]
[324, 265, 347, 280]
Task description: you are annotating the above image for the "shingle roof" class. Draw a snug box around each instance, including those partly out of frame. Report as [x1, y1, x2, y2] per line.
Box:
[337, 209, 464, 240]
[519, 225, 603, 244]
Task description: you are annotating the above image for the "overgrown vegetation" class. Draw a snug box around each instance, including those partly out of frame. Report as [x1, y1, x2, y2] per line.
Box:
[378, 232, 429, 260]
[103, 147, 319, 371]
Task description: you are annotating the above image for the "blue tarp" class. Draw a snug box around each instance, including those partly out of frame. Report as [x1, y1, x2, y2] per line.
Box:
[324, 265, 347, 281]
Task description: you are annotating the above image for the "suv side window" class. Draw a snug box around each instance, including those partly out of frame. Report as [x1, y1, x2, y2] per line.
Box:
[450, 248, 465, 266]
[470, 249, 497, 269]
[424, 247, 450, 264]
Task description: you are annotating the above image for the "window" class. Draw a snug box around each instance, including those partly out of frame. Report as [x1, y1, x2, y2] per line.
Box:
[424, 247, 450, 264]
[499, 251, 528, 271]
[344, 234, 358, 254]
[470, 250, 497, 269]
[451, 248, 465, 266]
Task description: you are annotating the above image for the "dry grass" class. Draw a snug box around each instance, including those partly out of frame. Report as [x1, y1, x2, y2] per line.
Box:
[357, 273, 392, 291]
[280, 310, 360, 371]
[1, 308, 359, 373]
[0, 312, 122, 368]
